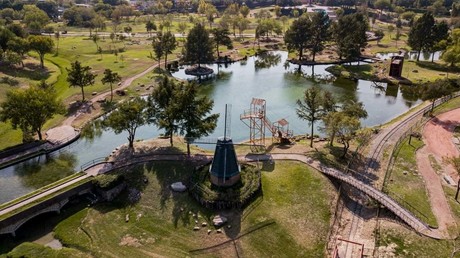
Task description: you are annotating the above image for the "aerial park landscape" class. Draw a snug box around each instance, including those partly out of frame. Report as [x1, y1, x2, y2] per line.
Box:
[3, 0, 460, 257]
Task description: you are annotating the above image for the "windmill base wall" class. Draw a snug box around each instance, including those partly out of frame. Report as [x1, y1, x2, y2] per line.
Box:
[210, 174, 241, 187]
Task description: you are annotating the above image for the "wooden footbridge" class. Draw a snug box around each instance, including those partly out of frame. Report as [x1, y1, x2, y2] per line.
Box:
[243, 153, 441, 239]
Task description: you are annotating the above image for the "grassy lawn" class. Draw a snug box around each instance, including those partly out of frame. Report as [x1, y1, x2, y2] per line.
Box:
[385, 137, 438, 227]
[39, 160, 336, 257]
[1, 242, 89, 258]
[432, 96, 460, 116]
[378, 226, 457, 257]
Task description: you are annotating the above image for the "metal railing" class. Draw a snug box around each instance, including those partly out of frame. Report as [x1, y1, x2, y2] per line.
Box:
[80, 157, 108, 171]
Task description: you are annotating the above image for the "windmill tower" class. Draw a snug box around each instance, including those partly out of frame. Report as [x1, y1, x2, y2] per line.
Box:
[209, 104, 241, 187]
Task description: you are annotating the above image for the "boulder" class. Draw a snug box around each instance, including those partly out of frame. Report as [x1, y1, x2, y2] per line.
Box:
[212, 215, 227, 227]
[171, 182, 187, 192]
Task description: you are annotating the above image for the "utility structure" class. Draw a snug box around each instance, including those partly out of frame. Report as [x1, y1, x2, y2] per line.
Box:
[240, 98, 293, 147]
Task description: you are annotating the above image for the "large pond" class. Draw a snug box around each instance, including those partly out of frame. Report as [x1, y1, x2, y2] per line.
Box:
[0, 51, 421, 204]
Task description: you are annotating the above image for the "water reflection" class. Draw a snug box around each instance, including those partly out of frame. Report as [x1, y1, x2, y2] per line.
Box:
[376, 51, 442, 62]
[15, 152, 77, 189]
[80, 120, 104, 143]
[254, 52, 282, 70]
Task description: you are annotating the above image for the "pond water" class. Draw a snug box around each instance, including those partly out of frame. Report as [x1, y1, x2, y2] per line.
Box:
[0, 51, 421, 204]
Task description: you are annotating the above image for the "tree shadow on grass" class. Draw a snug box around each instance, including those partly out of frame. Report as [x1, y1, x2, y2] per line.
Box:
[0, 63, 51, 81]
[143, 160, 213, 228]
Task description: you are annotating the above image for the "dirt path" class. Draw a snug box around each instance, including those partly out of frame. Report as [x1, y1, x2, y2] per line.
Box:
[415, 108, 460, 237]
[62, 61, 160, 127]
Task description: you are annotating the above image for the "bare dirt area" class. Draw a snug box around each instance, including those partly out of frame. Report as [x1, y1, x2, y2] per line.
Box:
[415, 108, 460, 238]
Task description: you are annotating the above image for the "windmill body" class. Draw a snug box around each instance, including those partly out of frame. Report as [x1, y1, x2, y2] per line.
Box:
[209, 136, 241, 186]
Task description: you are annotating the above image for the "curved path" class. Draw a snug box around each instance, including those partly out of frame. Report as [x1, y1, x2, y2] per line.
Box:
[415, 108, 460, 238]
[61, 61, 161, 127]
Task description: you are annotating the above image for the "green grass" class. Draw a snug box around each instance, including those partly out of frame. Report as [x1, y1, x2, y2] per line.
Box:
[385, 137, 438, 227]
[432, 96, 460, 116]
[378, 227, 457, 258]
[1, 242, 89, 258]
[49, 160, 335, 257]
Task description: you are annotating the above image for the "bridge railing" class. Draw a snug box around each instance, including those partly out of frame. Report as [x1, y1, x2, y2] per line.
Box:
[80, 157, 108, 171]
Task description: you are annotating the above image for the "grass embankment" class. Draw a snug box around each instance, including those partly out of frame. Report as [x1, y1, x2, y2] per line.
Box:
[38, 160, 336, 257]
[385, 137, 438, 227]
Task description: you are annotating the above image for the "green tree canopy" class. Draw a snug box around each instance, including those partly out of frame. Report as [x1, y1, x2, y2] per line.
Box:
[104, 97, 148, 148]
[66, 60, 97, 101]
[184, 23, 214, 67]
[178, 82, 219, 155]
[28, 35, 54, 68]
[211, 27, 233, 59]
[284, 16, 312, 61]
[147, 76, 181, 146]
[310, 11, 331, 62]
[0, 85, 65, 141]
[408, 12, 436, 61]
[101, 69, 121, 102]
[296, 87, 334, 147]
[334, 13, 367, 60]
[23, 5, 50, 34]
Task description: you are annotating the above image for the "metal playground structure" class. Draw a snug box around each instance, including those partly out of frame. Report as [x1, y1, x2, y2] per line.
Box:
[240, 98, 293, 146]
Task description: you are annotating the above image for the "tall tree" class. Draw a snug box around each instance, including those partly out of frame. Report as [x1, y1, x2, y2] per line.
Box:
[147, 76, 181, 146]
[101, 69, 121, 102]
[322, 100, 366, 146]
[178, 82, 219, 155]
[0, 85, 64, 141]
[429, 21, 449, 62]
[310, 11, 331, 62]
[284, 16, 312, 61]
[104, 97, 147, 149]
[161, 31, 176, 68]
[66, 61, 97, 101]
[296, 87, 332, 148]
[408, 12, 436, 61]
[184, 23, 214, 67]
[334, 13, 368, 60]
[145, 20, 157, 37]
[211, 27, 232, 59]
[28, 35, 54, 68]
[336, 115, 361, 158]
